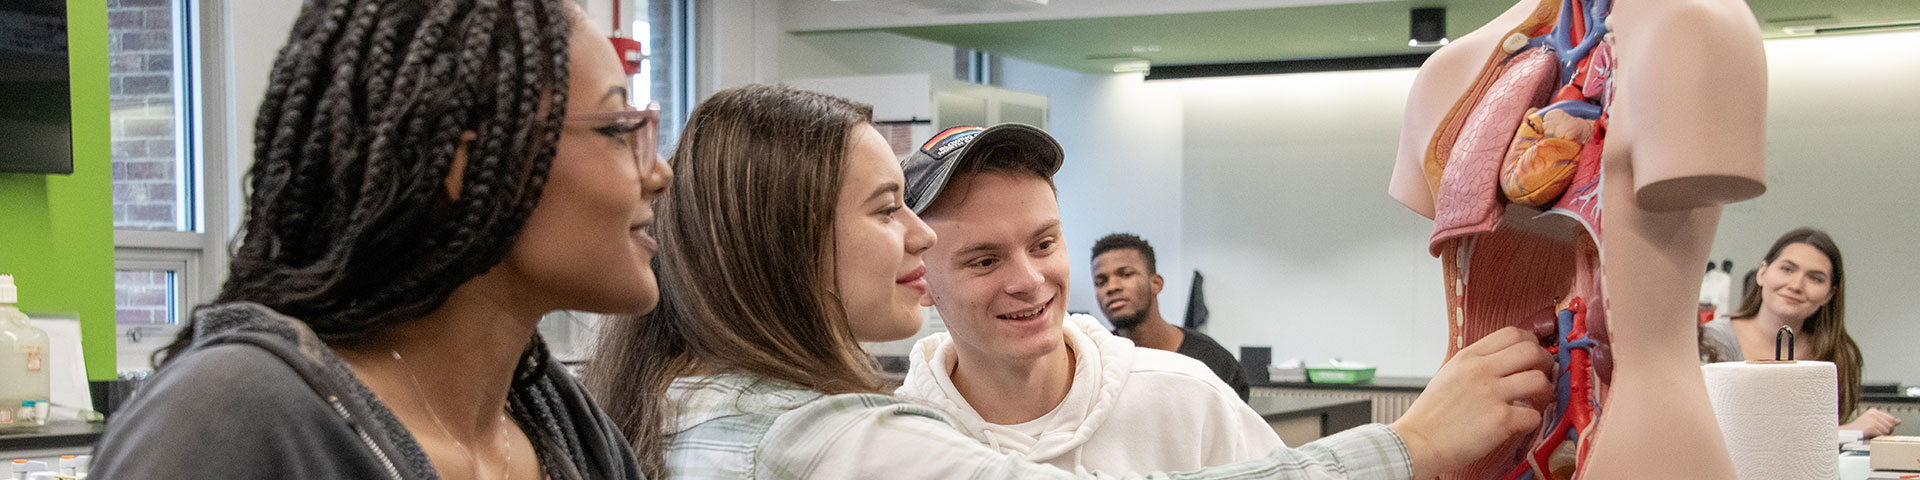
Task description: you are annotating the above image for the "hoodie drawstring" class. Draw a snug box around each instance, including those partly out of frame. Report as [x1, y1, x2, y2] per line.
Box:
[984, 429, 1005, 453]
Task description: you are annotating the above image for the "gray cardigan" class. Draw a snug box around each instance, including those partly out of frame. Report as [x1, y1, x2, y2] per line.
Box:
[89, 303, 640, 479]
[1700, 317, 1745, 363]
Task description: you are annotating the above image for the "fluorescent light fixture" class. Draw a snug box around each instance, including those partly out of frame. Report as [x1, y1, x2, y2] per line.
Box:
[1113, 60, 1151, 73]
[1781, 25, 1817, 36]
[1780, 21, 1920, 36]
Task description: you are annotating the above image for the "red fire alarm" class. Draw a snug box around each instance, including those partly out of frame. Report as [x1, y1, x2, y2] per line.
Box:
[610, 37, 645, 76]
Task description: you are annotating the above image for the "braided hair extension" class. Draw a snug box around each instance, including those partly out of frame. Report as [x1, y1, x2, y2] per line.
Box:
[507, 342, 592, 480]
[162, 0, 572, 361]
[509, 379, 589, 479]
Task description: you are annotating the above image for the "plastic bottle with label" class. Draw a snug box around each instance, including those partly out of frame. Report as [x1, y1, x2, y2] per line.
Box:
[0, 275, 51, 429]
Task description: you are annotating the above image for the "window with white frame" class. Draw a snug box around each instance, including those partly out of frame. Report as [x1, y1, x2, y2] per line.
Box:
[109, 0, 223, 373]
[545, 0, 695, 363]
[632, 0, 693, 155]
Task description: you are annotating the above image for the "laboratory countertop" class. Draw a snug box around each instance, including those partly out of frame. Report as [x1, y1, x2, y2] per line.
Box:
[1248, 396, 1373, 441]
[1864, 394, 1920, 404]
[1250, 376, 1430, 392]
[1247, 396, 1370, 421]
[0, 421, 104, 452]
[1253, 376, 1920, 403]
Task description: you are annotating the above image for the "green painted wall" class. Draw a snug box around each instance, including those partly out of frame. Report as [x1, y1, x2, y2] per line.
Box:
[0, 0, 116, 381]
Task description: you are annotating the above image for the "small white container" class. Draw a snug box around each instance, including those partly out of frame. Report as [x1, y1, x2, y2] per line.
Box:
[1268, 359, 1307, 382]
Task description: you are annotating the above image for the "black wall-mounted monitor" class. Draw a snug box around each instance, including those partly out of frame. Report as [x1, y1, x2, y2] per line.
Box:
[0, 0, 74, 175]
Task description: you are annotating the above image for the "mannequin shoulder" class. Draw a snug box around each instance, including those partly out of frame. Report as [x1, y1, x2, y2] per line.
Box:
[1613, 0, 1765, 58]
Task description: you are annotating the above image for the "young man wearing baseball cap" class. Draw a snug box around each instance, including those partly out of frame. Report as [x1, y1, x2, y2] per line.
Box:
[893, 123, 1558, 478]
[893, 124, 1282, 474]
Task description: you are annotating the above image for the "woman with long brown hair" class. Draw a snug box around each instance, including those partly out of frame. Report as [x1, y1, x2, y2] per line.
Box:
[1702, 227, 1900, 438]
[586, 83, 1559, 479]
[90, 1, 668, 477]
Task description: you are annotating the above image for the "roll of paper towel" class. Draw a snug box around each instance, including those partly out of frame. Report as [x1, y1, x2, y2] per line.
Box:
[1703, 361, 1838, 480]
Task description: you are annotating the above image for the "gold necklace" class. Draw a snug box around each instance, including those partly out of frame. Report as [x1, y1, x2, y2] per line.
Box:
[391, 349, 515, 480]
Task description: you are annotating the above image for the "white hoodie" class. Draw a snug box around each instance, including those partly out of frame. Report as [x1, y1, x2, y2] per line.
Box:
[896, 314, 1285, 475]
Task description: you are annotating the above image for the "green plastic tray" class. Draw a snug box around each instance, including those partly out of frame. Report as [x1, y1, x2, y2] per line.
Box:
[1306, 366, 1376, 384]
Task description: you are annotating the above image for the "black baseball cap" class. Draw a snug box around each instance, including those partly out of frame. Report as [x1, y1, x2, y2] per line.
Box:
[900, 124, 1064, 214]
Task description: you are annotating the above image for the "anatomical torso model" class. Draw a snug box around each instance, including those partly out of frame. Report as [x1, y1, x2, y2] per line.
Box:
[1389, 0, 1768, 478]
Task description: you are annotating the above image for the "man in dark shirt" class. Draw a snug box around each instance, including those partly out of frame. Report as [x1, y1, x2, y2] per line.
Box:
[1091, 233, 1250, 401]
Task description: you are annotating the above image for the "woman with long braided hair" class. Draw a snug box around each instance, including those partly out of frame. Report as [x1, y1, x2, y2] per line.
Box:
[89, 0, 667, 478]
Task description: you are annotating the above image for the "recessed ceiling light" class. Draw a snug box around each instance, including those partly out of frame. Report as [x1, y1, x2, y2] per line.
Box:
[1113, 60, 1151, 73]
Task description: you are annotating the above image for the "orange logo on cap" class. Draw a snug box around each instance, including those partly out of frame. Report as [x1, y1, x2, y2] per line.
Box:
[921, 126, 984, 155]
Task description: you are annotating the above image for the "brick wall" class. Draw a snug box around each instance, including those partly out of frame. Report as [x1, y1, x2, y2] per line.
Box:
[114, 270, 172, 326]
[875, 123, 916, 156]
[108, 0, 179, 232]
[109, 0, 179, 325]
